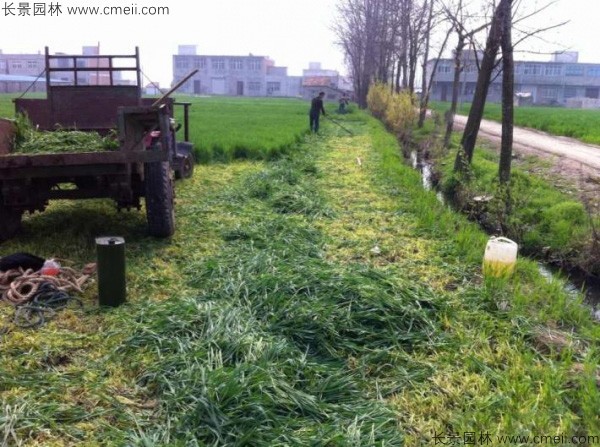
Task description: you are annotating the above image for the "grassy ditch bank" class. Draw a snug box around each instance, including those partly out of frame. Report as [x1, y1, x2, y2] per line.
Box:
[0, 105, 598, 445]
[411, 114, 600, 277]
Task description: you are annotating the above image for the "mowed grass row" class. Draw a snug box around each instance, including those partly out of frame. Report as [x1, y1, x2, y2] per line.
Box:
[0, 100, 598, 445]
[431, 100, 600, 145]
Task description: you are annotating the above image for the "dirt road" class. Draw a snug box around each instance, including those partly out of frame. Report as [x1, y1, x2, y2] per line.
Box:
[453, 115, 600, 171]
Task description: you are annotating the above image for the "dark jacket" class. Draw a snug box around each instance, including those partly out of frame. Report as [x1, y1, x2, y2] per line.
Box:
[310, 96, 326, 116]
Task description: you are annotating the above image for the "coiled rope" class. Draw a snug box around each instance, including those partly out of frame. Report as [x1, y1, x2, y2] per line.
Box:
[0, 264, 95, 328]
[0, 266, 92, 305]
[13, 282, 83, 328]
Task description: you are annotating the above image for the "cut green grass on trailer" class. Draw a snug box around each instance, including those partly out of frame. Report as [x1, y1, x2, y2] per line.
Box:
[0, 102, 598, 446]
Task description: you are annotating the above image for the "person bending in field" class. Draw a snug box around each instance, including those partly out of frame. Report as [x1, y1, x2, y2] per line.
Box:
[309, 91, 326, 133]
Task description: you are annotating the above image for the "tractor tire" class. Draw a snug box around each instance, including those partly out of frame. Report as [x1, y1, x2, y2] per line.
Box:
[0, 205, 23, 242]
[144, 161, 175, 238]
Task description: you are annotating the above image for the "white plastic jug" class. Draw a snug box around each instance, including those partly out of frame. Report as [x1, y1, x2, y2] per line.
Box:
[482, 237, 518, 278]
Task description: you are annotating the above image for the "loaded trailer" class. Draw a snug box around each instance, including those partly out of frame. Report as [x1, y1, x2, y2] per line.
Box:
[0, 47, 196, 241]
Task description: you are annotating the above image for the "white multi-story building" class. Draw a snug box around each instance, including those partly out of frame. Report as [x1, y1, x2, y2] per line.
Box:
[428, 51, 600, 107]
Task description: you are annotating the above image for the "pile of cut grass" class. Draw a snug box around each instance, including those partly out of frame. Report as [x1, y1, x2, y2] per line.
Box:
[12, 129, 118, 154]
[118, 151, 442, 444]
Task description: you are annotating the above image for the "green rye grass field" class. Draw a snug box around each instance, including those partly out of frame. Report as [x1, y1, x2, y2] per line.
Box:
[0, 97, 598, 445]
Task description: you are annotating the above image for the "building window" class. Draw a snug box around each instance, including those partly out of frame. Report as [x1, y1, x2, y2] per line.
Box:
[544, 64, 561, 76]
[565, 65, 584, 76]
[27, 60, 38, 70]
[564, 86, 578, 98]
[587, 66, 600, 77]
[539, 87, 558, 99]
[523, 64, 542, 75]
[267, 81, 281, 93]
[212, 58, 225, 70]
[465, 83, 476, 95]
[585, 87, 599, 99]
[248, 81, 261, 91]
[248, 59, 262, 71]
[175, 57, 189, 69]
[0, 60, 6, 70]
[437, 64, 451, 73]
[194, 58, 206, 69]
[230, 59, 243, 70]
[11, 60, 23, 69]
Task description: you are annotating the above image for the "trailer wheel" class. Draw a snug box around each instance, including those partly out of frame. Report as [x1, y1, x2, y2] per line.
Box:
[0, 205, 23, 242]
[179, 153, 194, 179]
[144, 161, 175, 238]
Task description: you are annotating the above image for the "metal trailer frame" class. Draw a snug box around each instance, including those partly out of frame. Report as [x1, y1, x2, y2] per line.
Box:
[0, 47, 195, 240]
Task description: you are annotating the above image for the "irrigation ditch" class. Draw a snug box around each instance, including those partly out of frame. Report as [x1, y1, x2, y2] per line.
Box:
[406, 145, 600, 319]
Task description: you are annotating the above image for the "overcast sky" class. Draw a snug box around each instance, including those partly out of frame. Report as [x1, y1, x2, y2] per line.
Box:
[0, 0, 596, 86]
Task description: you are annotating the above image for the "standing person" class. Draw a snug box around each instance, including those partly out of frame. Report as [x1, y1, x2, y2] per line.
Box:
[338, 93, 349, 113]
[309, 91, 326, 133]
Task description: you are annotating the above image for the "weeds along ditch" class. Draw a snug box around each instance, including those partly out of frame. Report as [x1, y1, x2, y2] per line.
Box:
[407, 115, 600, 304]
[1, 98, 599, 444]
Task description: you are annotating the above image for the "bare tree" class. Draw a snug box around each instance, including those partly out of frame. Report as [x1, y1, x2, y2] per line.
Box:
[498, 0, 514, 185]
[419, 11, 453, 128]
[335, 0, 437, 107]
[454, 0, 507, 172]
[335, 0, 400, 107]
[454, 0, 566, 174]
[441, 0, 490, 148]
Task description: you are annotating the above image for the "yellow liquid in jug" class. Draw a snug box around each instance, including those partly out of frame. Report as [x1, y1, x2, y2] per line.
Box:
[482, 259, 516, 278]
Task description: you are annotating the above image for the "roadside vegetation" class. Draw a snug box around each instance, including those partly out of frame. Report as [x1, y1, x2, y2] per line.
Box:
[1, 97, 598, 445]
[431, 100, 600, 145]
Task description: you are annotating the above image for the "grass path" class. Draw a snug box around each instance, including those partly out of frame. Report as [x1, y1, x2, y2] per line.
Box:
[1, 112, 599, 445]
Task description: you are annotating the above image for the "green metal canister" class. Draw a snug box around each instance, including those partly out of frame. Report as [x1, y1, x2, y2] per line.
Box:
[96, 236, 126, 307]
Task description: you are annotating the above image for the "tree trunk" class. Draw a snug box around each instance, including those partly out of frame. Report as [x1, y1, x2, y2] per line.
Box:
[417, 0, 434, 128]
[444, 37, 465, 149]
[499, 0, 514, 185]
[419, 27, 452, 129]
[395, 59, 402, 93]
[454, 0, 507, 172]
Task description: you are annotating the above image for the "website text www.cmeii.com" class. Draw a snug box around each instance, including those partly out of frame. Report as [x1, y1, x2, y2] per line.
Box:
[432, 432, 600, 445]
[2, 2, 169, 17]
